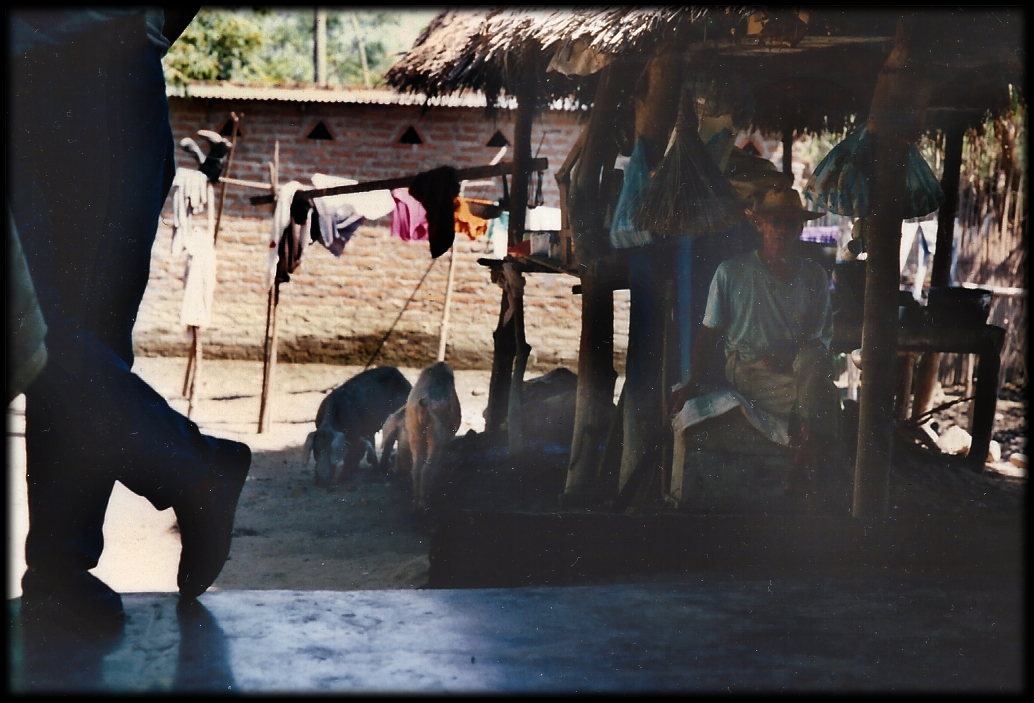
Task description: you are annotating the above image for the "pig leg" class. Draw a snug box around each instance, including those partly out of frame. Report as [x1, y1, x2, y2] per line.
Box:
[407, 404, 431, 508]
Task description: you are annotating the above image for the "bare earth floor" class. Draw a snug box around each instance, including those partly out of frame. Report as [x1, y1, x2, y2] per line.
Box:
[6, 356, 1025, 599]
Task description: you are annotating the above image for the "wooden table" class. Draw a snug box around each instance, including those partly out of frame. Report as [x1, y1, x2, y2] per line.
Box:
[832, 322, 1006, 467]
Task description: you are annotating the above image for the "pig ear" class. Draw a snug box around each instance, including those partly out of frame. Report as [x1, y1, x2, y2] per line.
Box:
[303, 432, 315, 464]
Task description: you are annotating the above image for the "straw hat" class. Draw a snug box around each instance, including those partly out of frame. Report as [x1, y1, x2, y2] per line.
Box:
[748, 186, 825, 220]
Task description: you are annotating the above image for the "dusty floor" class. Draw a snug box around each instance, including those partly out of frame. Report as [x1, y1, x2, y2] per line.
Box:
[6, 356, 1026, 599]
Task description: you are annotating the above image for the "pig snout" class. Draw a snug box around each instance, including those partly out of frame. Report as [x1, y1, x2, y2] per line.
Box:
[304, 428, 348, 485]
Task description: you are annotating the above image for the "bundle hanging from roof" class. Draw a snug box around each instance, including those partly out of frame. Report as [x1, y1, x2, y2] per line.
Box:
[632, 81, 746, 238]
[804, 124, 944, 218]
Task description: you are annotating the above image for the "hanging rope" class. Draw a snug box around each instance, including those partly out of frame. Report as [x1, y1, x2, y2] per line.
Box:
[363, 256, 439, 370]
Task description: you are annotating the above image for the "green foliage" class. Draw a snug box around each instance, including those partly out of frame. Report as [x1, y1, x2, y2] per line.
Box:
[163, 9, 263, 86]
[163, 8, 426, 88]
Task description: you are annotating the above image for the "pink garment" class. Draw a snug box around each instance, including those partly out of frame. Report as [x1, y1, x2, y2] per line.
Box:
[390, 188, 429, 241]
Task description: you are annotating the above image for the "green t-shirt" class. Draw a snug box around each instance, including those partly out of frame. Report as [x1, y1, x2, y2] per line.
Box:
[702, 250, 832, 365]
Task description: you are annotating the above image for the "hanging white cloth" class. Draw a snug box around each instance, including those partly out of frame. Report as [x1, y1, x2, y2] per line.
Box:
[310, 173, 394, 221]
[179, 205, 217, 328]
[170, 167, 210, 256]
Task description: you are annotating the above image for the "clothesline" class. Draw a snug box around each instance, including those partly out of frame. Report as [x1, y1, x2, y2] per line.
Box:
[248, 158, 548, 206]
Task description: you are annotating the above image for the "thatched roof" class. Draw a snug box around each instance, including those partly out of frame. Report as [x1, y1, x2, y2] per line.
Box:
[386, 8, 746, 110]
[386, 8, 1024, 135]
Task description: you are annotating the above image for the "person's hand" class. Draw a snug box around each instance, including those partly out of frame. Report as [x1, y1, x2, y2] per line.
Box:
[760, 341, 798, 374]
[666, 380, 700, 416]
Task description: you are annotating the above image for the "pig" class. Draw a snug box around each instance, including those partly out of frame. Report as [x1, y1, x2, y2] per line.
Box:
[303, 366, 412, 486]
[405, 361, 462, 512]
[377, 405, 411, 478]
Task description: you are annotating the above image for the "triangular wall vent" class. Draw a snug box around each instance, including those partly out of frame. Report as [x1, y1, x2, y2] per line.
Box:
[399, 126, 423, 145]
[307, 122, 334, 140]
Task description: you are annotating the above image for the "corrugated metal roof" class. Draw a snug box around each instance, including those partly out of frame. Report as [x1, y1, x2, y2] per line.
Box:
[165, 83, 516, 109]
[165, 83, 584, 112]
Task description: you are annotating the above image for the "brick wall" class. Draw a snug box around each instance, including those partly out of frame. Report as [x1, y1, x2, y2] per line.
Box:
[134, 96, 631, 371]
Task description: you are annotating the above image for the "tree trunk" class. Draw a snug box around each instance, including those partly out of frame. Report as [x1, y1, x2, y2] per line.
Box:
[562, 60, 635, 500]
[853, 20, 934, 517]
[615, 54, 683, 494]
[564, 264, 616, 499]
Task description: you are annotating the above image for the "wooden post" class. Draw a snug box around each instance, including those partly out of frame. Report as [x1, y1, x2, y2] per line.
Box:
[258, 143, 280, 433]
[853, 20, 933, 517]
[485, 273, 516, 433]
[782, 129, 795, 180]
[504, 263, 531, 456]
[258, 284, 275, 431]
[564, 264, 616, 501]
[562, 59, 636, 502]
[910, 120, 966, 421]
[183, 180, 216, 418]
[507, 48, 538, 250]
[187, 326, 201, 419]
[183, 329, 196, 397]
[615, 54, 681, 495]
[213, 112, 242, 246]
[437, 242, 457, 362]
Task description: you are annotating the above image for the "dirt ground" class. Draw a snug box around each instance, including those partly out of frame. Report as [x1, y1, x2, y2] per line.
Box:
[6, 356, 1026, 599]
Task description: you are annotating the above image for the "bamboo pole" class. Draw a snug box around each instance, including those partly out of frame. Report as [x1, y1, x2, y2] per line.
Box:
[258, 142, 280, 433]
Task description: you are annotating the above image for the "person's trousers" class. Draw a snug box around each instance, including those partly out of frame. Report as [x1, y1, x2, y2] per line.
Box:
[9, 12, 222, 572]
[726, 343, 842, 445]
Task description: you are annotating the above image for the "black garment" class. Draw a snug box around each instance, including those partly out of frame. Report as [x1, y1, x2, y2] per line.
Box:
[408, 166, 460, 259]
[9, 11, 245, 575]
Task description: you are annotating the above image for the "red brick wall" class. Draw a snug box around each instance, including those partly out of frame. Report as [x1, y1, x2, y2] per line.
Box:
[134, 97, 631, 371]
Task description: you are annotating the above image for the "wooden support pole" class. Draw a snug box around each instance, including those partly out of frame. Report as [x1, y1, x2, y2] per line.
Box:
[562, 60, 635, 502]
[910, 120, 966, 421]
[782, 129, 795, 179]
[183, 328, 196, 397]
[183, 180, 216, 417]
[187, 325, 201, 419]
[486, 272, 516, 434]
[213, 112, 242, 246]
[853, 19, 933, 517]
[504, 263, 531, 456]
[437, 242, 458, 362]
[508, 48, 538, 249]
[258, 143, 280, 434]
[258, 282, 281, 433]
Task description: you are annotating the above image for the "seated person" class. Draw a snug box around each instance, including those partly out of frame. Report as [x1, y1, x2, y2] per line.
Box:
[670, 186, 843, 493]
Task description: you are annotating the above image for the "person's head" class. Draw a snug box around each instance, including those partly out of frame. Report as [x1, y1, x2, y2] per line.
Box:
[748, 187, 824, 254]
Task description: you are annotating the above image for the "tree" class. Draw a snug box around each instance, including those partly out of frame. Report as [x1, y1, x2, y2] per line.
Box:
[163, 9, 263, 86]
[164, 8, 440, 89]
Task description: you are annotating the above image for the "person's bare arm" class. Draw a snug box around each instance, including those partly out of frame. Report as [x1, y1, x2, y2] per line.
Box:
[666, 325, 721, 415]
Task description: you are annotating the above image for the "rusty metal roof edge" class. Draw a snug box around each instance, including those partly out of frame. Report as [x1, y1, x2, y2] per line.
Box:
[165, 83, 584, 112]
